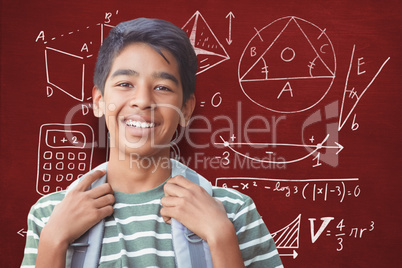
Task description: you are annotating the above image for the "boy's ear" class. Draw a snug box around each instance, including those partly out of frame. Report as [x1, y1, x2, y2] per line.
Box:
[92, 87, 105, 118]
[179, 94, 196, 127]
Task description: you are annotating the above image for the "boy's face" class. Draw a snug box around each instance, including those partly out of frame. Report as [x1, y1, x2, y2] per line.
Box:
[93, 42, 195, 160]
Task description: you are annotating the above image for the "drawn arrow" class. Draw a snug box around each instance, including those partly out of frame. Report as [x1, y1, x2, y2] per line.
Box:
[225, 12, 235, 45]
[215, 134, 343, 164]
[17, 228, 27, 237]
[279, 250, 298, 259]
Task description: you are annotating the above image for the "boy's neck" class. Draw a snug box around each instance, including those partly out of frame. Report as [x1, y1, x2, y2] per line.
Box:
[106, 151, 172, 193]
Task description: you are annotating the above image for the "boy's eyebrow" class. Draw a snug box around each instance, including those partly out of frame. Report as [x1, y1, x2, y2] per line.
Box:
[110, 69, 139, 78]
[110, 69, 179, 86]
[153, 71, 179, 86]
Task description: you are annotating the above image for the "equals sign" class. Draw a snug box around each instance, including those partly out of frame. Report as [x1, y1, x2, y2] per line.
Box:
[200, 101, 206, 107]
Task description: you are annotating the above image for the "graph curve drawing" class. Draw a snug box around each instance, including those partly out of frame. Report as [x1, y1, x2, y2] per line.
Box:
[271, 214, 301, 249]
[215, 134, 335, 165]
[183, 11, 230, 75]
[238, 16, 336, 113]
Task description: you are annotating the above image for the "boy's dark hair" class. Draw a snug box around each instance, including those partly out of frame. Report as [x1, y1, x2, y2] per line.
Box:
[93, 18, 198, 104]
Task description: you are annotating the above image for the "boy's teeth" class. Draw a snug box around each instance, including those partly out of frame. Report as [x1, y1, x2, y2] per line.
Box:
[126, 120, 155, 128]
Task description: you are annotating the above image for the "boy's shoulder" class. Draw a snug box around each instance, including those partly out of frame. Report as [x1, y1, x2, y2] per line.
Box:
[211, 186, 256, 212]
[30, 189, 66, 216]
[212, 186, 249, 201]
[34, 190, 66, 205]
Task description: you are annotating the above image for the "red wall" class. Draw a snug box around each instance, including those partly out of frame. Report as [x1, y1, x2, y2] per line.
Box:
[1, 0, 401, 267]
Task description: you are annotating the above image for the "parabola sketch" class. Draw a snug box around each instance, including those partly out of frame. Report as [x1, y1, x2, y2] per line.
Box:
[215, 134, 343, 165]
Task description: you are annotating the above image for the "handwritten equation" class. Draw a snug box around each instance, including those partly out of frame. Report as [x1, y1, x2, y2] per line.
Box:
[215, 177, 360, 202]
[270, 214, 374, 259]
[309, 216, 375, 252]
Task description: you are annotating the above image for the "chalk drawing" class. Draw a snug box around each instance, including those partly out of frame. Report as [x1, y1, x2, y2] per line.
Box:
[225, 12, 235, 45]
[238, 16, 336, 113]
[182, 11, 230, 75]
[36, 123, 94, 195]
[302, 100, 340, 167]
[37, 12, 118, 101]
[216, 177, 359, 203]
[215, 134, 343, 165]
[272, 214, 301, 248]
[338, 45, 390, 130]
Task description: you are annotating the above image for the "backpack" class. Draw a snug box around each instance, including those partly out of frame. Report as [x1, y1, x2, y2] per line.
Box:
[66, 159, 213, 268]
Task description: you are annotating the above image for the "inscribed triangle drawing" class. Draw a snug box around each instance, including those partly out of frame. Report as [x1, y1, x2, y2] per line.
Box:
[238, 16, 336, 113]
[242, 17, 334, 82]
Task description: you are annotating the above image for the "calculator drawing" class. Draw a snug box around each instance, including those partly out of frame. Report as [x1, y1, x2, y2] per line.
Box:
[36, 123, 94, 195]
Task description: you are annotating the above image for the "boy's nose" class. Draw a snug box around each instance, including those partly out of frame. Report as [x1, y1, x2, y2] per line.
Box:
[129, 85, 154, 110]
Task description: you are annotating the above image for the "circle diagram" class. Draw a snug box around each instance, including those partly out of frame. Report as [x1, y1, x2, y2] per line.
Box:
[238, 16, 336, 113]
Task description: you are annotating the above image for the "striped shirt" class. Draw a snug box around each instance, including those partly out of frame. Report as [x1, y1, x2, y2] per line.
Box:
[21, 181, 282, 267]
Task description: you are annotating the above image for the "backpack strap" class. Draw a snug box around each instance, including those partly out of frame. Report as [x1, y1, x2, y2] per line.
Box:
[67, 163, 108, 268]
[67, 160, 213, 268]
[170, 159, 213, 268]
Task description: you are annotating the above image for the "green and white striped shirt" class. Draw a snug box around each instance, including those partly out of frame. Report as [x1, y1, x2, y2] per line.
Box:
[21, 180, 282, 267]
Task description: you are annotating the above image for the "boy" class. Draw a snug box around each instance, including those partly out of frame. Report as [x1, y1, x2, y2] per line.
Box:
[21, 18, 283, 267]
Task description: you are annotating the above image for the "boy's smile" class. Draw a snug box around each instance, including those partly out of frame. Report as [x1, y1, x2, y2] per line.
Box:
[93, 42, 194, 159]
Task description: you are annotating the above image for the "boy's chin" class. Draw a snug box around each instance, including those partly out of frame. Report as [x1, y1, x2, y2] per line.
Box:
[118, 143, 172, 158]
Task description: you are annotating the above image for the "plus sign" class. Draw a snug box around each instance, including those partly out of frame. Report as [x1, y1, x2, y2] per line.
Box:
[309, 136, 315, 143]
[61, 137, 68, 143]
[230, 134, 236, 141]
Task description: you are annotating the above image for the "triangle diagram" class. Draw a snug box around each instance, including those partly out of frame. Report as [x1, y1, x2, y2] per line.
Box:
[183, 11, 230, 75]
[241, 17, 334, 82]
[271, 214, 301, 249]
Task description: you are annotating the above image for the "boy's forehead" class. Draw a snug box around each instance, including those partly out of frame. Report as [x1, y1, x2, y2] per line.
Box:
[110, 43, 180, 76]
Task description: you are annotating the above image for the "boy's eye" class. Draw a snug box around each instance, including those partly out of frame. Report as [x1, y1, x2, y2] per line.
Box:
[155, 85, 172, 92]
[117, 82, 133, 88]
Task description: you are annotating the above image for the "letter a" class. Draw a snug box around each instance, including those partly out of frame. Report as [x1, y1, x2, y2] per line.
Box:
[277, 81, 294, 99]
[35, 31, 45, 42]
[81, 43, 89, 53]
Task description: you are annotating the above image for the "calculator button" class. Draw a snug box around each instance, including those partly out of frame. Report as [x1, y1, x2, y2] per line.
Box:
[43, 163, 51, 170]
[43, 151, 52, 160]
[56, 152, 64, 160]
[66, 174, 73, 181]
[68, 163, 75, 170]
[78, 163, 86, 171]
[43, 174, 51, 182]
[56, 186, 63, 192]
[43, 185, 50, 193]
[78, 152, 86, 161]
[56, 162, 64, 170]
[68, 152, 75, 160]
[56, 174, 63, 182]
